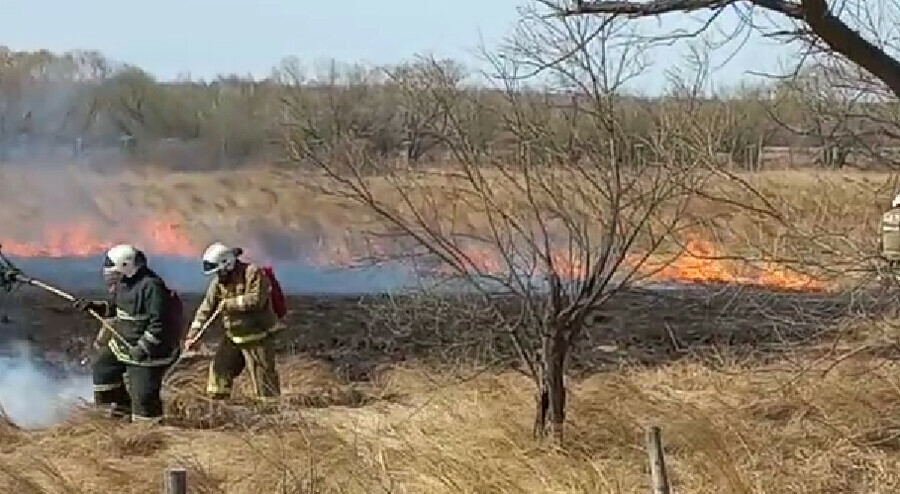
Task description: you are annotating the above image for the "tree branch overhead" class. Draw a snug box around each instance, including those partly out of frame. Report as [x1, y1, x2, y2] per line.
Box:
[562, 0, 802, 19]
[563, 0, 803, 20]
[560, 0, 900, 98]
[562, 0, 736, 17]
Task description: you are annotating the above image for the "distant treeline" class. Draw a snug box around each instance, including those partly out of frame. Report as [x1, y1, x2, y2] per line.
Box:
[0, 47, 895, 170]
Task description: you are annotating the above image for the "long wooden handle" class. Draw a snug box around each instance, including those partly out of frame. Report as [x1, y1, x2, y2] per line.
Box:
[185, 304, 224, 347]
[26, 277, 131, 348]
[163, 304, 224, 384]
[27, 278, 75, 301]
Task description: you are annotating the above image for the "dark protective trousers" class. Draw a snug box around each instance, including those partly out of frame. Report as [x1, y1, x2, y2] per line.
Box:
[92, 346, 169, 422]
[207, 335, 280, 400]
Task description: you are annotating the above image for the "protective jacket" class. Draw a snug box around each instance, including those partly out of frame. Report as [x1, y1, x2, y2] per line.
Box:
[189, 261, 278, 345]
[94, 265, 180, 366]
[884, 206, 900, 262]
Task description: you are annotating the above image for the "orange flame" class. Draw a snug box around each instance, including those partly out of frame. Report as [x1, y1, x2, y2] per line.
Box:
[0, 216, 826, 292]
[431, 238, 825, 292]
[0, 216, 196, 258]
[646, 238, 826, 292]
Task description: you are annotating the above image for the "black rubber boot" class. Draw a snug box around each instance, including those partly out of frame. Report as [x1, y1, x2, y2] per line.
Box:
[94, 388, 132, 420]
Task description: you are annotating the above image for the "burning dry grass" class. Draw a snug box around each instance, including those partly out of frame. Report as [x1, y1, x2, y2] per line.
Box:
[0, 164, 892, 297]
[0, 165, 893, 259]
[3, 345, 900, 493]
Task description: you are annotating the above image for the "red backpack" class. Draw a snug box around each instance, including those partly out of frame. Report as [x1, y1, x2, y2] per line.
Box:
[261, 265, 287, 319]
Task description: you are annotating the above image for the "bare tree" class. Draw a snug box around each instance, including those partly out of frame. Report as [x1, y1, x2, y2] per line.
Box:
[386, 59, 466, 164]
[279, 11, 710, 441]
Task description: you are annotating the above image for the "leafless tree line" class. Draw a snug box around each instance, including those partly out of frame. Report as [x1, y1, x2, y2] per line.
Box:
[1, 21, 899, 171]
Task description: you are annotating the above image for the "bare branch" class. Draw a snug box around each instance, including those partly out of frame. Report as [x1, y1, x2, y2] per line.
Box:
[558, 0, 802, 19]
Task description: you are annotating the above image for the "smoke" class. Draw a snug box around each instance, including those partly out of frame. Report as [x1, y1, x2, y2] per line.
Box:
[0, 340, 92, 428]
[8, 255, 420, 295]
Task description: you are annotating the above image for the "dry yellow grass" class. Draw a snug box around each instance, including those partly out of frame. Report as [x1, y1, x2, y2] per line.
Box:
[4, 344, 900, 493]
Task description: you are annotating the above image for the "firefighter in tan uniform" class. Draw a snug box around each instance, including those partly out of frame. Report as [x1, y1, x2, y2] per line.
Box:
[185, 242, 281, 400]
[884, 193, 900, 269]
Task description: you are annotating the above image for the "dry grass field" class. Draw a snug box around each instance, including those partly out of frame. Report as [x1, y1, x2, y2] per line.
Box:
[0, 164, 900, 492]
[1, 286, 898, 494]
[0, 163, 894, 264]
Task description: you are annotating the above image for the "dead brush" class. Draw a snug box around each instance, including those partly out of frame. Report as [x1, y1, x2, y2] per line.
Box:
[47, 402, 120, 434]
[65, 410, 170, 458]
[165, 388, 269, 430]
[280, 385, 373, 409]
[0, 456, 82, 494]
[104, 427, 169, 458]
[8, 348, 900, 492]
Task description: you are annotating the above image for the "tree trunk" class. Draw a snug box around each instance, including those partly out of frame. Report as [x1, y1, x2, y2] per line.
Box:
[533, 329, 568, 442]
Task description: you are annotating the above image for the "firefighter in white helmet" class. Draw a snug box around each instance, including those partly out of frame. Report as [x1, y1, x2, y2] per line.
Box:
[185, 242, 281, 401]
[73, 244, 181, 423]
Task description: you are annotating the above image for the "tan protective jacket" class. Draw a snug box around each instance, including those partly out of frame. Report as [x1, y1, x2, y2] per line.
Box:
[189, 262, 278, 344]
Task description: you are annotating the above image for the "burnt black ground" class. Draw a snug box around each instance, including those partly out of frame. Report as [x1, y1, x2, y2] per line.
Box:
[0, 282, 892, 384]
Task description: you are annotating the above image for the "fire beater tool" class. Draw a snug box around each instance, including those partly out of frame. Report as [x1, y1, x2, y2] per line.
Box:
[162, 303, 223, 385]
[0, 244, 132, 353]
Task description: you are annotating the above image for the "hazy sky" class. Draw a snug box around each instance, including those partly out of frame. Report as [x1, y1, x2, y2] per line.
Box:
[4, 0, 797, 94]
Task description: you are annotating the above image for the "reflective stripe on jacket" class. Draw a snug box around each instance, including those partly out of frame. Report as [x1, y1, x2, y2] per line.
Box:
[189, 262, 279, 345]
[108, 338, 178, 366]
[96, 266, 180, 367]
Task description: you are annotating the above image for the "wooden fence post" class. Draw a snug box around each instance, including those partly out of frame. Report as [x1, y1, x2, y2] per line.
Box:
[646, 426, 670, 494]
[164, 467, 187, 494]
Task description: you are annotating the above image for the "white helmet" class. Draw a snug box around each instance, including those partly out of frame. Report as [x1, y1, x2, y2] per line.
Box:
[103, 244, 145, 285]
[202, 242, 238, 275]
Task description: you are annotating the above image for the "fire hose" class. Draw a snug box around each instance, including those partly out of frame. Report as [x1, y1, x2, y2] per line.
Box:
[0, 244, 132, 351]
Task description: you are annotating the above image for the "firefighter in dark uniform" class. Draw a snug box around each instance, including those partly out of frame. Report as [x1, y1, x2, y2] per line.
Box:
[185, 242, 281, 401]
[74, 244, 180, 423]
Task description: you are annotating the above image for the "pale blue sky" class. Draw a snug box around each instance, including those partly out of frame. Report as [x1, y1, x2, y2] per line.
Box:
[4, 0, 796, 94]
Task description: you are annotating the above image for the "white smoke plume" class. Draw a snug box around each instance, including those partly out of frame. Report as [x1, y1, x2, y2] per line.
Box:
[0, 340, 92, 428]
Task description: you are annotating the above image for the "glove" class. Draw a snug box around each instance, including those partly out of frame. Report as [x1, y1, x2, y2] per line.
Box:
[1, 270, 17, 283]
[128, 343, 149, 362]
[73, 298, 103, 313]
